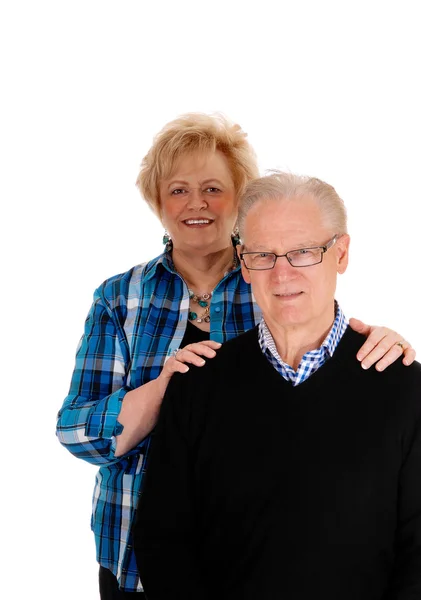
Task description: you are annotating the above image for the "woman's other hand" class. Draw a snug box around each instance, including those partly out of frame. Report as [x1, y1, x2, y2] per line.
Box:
[350, 318, 415, 371]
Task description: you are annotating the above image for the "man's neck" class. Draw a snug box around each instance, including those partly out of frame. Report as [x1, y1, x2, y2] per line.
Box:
[264, 306, 336, 370]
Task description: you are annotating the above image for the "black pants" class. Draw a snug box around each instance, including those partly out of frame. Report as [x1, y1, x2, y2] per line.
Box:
[99, 566, 146, 599]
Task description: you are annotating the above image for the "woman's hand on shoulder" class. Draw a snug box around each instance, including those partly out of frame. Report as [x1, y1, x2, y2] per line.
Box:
[349, 318, 415, 371]
[157, 341, 222, 393]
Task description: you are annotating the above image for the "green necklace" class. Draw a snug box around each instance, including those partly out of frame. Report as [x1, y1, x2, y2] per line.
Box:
[173, 252, 239, 324]
[188, 290, 212, 323]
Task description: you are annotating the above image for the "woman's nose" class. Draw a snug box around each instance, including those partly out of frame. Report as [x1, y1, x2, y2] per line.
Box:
[186, 188, 207, 209]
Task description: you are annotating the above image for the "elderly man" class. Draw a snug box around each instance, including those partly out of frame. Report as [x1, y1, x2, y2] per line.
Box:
[133, 172, 421, 599]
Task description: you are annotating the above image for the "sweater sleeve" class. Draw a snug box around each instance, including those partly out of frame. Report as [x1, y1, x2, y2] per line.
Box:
[133, 371, 210, 600]
[386, 409, 421, 598]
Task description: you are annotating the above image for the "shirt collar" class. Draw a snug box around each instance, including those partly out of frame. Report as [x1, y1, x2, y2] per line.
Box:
[140, 250, 175, 284]
[260, 300, 348, 360]
[143, 246, 242, 284]
[322, 301, 347, 357]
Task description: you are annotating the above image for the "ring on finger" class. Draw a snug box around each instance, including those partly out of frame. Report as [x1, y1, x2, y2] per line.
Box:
[395, 341, 405, 350]
[172, 348, 180, 358]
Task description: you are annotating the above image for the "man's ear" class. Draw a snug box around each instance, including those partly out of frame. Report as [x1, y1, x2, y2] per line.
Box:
[337, 234, 350, 274]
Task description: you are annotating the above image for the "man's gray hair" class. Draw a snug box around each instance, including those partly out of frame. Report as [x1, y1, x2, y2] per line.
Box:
[237, 170, 348, 241]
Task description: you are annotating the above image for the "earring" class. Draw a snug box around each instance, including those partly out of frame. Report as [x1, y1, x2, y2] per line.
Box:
[162, 230, 171, 246]
[231, 227, 241, 246]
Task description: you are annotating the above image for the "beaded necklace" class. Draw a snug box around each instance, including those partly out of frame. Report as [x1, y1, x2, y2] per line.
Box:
[173, 252, 239, 324]
[188, 290, 212, 323]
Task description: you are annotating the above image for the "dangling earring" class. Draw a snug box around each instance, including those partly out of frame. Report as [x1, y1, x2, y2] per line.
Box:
[231, 227, 241, 247]
[162, 230, 171, 247]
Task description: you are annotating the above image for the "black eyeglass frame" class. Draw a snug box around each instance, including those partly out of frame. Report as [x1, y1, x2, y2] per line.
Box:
[240, 235, 339, 270]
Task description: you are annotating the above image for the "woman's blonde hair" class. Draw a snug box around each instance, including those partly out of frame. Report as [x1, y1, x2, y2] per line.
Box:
[136, 112, 259, 217]
[238, 170, 348, 240]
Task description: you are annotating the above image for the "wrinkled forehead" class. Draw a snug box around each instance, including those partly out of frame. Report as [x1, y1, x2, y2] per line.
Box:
[242, 196, 327, 246]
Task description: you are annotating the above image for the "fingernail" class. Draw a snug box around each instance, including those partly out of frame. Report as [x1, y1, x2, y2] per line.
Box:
[200, 359, 206, 365]
[361, 362, 369, 370]
[356, 354, 362, 361]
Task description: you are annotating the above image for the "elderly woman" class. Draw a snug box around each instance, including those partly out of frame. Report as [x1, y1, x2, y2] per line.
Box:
[56, 112, 415, 598]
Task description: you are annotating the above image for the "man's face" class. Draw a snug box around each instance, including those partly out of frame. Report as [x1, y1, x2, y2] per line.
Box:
[239, 196, 350, 332]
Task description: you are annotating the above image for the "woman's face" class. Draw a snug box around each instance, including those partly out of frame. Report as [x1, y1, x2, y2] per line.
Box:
[159, 150, 238, 255]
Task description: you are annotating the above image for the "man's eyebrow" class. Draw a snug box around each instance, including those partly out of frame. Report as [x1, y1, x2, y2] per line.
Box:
[289, 241, 321, 249]
[243, 245, 273, 251]
[244, 241, 321, 252]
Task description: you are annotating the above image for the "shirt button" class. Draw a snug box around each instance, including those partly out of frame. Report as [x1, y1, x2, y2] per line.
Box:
[214, 307, 221, 313]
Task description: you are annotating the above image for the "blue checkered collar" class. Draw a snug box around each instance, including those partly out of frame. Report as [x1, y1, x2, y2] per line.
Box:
[259, 300, 348, 363]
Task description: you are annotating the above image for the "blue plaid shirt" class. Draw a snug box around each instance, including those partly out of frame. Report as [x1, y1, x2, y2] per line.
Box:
[258, 301, 348, 385]
[56, 250, 261, 591]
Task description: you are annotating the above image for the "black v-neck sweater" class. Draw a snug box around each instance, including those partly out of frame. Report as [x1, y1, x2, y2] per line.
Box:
[134, 326, 421, 600]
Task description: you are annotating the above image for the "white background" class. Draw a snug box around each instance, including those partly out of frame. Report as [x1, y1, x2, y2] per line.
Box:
[2, 1, 420, 597]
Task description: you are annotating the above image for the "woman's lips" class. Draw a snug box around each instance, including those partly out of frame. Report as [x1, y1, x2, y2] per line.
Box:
[182, 218, 214, 227]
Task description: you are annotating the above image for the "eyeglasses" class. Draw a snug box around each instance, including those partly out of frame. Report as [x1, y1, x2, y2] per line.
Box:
[240, 235, 339, 270]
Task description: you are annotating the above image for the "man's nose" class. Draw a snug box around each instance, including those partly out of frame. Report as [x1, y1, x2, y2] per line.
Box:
[271, 255, 296, 277]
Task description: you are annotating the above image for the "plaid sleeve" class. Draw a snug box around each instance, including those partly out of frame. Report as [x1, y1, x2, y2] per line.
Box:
[56, 288, 136, 465]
